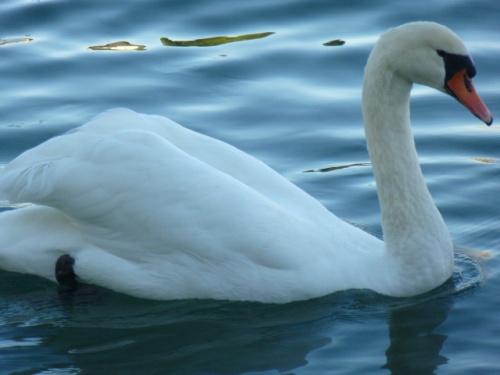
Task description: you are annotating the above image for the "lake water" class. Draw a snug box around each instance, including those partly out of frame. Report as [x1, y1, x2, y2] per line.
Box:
[0, 0, 499, 374]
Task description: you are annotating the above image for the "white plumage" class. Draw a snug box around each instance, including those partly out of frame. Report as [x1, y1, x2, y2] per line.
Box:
[0, 22, 492, 302]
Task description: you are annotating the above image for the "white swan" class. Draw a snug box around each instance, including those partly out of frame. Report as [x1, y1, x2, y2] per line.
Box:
[0, 22, 492, 303]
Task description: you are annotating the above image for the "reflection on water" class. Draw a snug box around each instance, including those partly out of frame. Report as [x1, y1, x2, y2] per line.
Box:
[384, 296, 451, 375]
[0, 252, 482, 374]
[0, 286, 454, 375]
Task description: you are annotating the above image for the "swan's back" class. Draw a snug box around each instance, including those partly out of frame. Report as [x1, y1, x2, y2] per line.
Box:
[3, 108, 328, 221]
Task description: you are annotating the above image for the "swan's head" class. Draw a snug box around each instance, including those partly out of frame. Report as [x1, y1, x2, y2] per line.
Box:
[369, 22, 493, 125]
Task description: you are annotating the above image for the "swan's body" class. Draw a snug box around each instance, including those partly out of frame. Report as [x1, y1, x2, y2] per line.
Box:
[0, 22, 492, 302]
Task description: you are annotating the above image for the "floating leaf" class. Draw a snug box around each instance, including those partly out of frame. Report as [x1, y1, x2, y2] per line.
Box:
[472, 250, 492, 258]
[160, 32, 274, 47]
[0, 37, 33, 46]
[323, 39, 345, 47]
[303, 162, 370, 173]
[472, 157, 496, 163]
[88, 41, 146, 51]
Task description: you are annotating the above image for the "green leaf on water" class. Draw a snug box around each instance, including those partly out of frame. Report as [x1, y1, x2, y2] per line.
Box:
[323, 39, 345, 47]
[303, 162, 370, 173]
[160, 32, 274, 47]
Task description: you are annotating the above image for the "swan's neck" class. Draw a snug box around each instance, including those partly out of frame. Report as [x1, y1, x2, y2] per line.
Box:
[361, 59, 454, 294]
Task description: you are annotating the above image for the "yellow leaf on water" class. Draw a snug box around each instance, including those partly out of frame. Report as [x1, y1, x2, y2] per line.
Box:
[0, 37, 33, 46]
[472, 157, 496, 163]
[88, 41, 146, 51]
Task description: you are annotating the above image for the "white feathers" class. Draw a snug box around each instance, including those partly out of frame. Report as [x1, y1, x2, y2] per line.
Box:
[0, 22, 477, 302]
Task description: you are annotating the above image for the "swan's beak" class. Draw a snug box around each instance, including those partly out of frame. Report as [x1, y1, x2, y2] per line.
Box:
[445, 69, 493, 126]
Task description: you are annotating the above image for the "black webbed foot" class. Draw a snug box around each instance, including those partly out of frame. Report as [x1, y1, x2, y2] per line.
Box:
[55, 254, 78, 290]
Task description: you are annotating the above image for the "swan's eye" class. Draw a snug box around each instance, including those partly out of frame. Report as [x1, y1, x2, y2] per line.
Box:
[437, 49, 476, 80]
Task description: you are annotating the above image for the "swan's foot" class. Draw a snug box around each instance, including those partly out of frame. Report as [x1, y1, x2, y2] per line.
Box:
[55, 254, 78, 290]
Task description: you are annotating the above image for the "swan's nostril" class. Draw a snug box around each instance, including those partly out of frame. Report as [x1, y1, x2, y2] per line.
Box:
[464, 75, 473, 92]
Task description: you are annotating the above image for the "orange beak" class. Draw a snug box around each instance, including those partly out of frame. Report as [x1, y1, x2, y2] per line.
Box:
[445, 69, 493, 125]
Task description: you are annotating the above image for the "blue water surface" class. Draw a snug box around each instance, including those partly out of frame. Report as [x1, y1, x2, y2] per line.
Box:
[0, 0, 499, 374]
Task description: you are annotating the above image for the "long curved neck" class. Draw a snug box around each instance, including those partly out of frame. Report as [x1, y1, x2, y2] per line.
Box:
[361, 56, 453, 294]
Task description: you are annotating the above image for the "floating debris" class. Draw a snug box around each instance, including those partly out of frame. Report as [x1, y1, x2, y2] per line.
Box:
[0, 37, 33, 46]
[160, 32, 274, 47]
[88, 41, 146, 51]
[323, 39, 345, 47]
[472, 157, 496, 163]
[304, 162, 370, 173]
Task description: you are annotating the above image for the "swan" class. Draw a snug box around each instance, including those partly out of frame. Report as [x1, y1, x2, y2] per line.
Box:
[0, 22, 493, 303]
